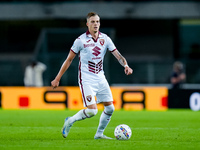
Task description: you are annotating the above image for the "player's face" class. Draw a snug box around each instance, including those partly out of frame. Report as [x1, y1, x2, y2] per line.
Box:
[87, 15, 100, 33]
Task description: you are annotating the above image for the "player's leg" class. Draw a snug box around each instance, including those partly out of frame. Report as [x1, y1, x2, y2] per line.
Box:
[61, 103, 98, 138]
[67, 103, 98, 125]
[94, 102, 114, 139]
[68, 82, 98, 124]
[62, 83, 98, 138]
[94, 80, 115, 139]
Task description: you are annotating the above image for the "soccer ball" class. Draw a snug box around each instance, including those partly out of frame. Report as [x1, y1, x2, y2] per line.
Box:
[114, 124, 132, 140]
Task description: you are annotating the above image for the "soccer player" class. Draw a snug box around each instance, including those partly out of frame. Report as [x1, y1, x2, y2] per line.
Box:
[51, 12, 133, 139]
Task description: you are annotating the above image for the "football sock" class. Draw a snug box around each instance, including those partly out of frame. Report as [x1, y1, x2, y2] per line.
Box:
[68, 108, 98, 125]
[95, 104, 115, 136]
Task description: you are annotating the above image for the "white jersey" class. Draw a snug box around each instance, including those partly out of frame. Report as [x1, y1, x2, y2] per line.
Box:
[71, 31, 116, 84]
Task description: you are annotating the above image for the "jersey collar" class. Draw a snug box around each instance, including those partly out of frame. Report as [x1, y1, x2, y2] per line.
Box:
[86, 30, 103, 38]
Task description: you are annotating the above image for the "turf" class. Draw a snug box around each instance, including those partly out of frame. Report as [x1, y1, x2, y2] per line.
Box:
[0, 109, 200, 150]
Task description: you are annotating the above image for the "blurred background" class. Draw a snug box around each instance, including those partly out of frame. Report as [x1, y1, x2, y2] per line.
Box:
[0, 0, 200, 88]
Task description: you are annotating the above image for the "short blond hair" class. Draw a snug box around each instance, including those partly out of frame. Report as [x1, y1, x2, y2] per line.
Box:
[86, 12, 98, 21]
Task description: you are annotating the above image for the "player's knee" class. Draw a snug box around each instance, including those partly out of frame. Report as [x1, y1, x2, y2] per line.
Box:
[104, 104, 115, 115]
[86, 108, 98, 118]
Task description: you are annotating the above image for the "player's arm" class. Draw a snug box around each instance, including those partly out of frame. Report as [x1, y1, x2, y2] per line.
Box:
[51, 50, 76, 89]
[111, 49, 133, 75]
[171, 76, 178, 84]
[171, 73, 186, 84]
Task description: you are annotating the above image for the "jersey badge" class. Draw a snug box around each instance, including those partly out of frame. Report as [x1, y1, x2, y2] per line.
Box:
[99, 39, 105, 46]
[86, 95, 92, 102]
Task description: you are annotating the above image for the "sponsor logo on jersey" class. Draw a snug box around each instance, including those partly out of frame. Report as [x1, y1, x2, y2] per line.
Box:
[86, 95, 92, 102]
[84, 43, 95, 48]
[88, 60, 102, 74]
[99, 39, 105, 46]
[92, 46, 101, 56]
[92, 57, 101, 60]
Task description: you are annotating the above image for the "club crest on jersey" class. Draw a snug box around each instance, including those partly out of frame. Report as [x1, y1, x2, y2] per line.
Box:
[86, 95, 92, 102]
[99, 39, 105, 46]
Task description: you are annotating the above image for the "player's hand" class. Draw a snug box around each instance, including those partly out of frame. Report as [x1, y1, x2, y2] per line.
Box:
[124, 66, 133, 75]
[51, 79, 60, 89]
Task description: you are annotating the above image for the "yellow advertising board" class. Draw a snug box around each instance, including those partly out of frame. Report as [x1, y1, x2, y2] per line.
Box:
[0, 86, 168, 110]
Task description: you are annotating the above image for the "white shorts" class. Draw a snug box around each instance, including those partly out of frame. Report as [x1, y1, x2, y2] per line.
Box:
[79, 79, 113, 107]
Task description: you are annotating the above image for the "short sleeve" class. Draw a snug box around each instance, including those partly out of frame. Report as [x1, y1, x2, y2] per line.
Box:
[71, 38, 82, 54]
[106, 36, 116, 52]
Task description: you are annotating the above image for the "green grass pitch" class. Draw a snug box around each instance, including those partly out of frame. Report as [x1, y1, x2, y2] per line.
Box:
[0, 109, 200, 150]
